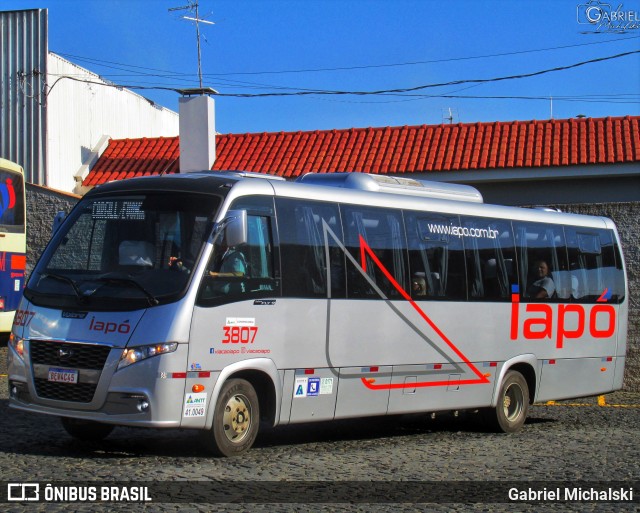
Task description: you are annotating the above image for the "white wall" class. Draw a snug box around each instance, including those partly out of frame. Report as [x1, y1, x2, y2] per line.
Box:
[46, 54, 179, 193]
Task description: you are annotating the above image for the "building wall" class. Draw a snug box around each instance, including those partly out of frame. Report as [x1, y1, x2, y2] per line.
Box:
[0, 9, 47, 185]
[478, 176, 640, 206]
[409, 163, 639, 206]
[25, 183, 79, 277]
[1, 7, 179, 192]
[46, 54, 179, 193]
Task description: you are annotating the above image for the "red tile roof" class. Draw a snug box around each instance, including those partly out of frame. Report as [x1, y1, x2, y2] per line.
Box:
[83, 116, 640, 186]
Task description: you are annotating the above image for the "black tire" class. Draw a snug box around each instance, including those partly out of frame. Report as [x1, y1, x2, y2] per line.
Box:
[205, 378, 259, 457]
[482, 370, 529, 433]
[60, 417, 115, 442]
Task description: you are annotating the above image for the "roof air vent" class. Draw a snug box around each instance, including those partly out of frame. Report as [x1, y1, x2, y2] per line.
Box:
[296, 172, 483, 203]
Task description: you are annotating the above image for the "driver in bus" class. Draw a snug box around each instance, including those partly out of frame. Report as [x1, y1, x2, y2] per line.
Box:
[209, 239, 248, 294]
[526, 259, 556, 299]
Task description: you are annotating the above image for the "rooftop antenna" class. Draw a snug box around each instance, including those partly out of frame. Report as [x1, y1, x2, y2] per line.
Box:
[443, 107, 458, 124]
[169, 0, 215, 91]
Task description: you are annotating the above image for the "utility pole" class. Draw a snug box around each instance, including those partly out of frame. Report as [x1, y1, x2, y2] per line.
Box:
[169, 0, 215, 90]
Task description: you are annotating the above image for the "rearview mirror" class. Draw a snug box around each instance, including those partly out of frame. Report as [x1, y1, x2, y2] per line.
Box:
[224, 210, 248, 247]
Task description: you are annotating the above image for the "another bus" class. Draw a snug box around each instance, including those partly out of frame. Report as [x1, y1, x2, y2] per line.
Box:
[0, 158, 27, 335]
[8, 171, 627, 456]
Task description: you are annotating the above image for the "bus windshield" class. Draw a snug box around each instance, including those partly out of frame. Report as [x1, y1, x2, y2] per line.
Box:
[25, 192, 220, 310]
[0, 169, 25, 232]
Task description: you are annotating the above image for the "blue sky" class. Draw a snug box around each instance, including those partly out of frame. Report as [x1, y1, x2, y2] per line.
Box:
[3, 0, 640, 134]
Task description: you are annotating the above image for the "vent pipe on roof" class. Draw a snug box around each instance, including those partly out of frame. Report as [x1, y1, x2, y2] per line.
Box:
[178, 88, 217, 172]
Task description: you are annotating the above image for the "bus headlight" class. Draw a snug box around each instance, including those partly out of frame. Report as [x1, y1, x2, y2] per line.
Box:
[118, 342, 178, 370]
[8, 333, 25, 360]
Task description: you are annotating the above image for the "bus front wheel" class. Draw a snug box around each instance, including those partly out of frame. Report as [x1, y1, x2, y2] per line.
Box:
[483, 370, 529, 433]
[206, 378, 260, 457]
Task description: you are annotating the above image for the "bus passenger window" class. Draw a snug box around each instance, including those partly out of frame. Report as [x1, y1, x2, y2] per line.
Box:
[565, 227, 624, 303]
[198, 214, 278, 305]
[341, 206, 408, 299]
[514, 222, 568, 301]
[462, 217, 516, 302]
[276, 198, 345, 298]
[405, 213, 466, 300]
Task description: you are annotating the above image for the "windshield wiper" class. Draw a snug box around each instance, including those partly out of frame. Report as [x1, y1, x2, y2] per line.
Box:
[40, 273, 87, 303]
[87, 273, 160, 306]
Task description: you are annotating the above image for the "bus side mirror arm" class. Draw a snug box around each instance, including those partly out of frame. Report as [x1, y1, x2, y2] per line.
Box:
[215, 210, 248, 247]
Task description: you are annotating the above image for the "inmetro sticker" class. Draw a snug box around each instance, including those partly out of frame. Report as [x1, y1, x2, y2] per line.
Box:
[320, 378, 334, 395]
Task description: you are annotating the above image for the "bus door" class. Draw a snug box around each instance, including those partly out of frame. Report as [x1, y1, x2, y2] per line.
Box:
[274, 198, 344, 423]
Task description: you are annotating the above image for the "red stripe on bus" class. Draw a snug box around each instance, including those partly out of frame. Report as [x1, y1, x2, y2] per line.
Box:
[358, 235, 489, 390]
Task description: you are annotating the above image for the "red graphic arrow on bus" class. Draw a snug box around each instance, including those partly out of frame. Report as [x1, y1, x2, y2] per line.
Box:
[357, 235, 490, 390]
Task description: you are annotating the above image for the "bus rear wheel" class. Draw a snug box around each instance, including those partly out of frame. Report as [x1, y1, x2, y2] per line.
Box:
[60, 417, 115, 442]
[206, 378, 259, 457]
[483, 370, 529, 433]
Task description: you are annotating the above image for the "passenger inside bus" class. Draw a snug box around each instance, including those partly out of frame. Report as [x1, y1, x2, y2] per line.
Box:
[412, 275, 427, 296]
[526, 259, 556, 299]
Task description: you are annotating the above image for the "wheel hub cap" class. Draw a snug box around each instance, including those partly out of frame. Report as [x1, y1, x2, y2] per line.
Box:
[222, 394, 251, 443]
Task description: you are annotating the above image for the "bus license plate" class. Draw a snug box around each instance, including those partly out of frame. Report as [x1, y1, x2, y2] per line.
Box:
[48, 367, 78, 384]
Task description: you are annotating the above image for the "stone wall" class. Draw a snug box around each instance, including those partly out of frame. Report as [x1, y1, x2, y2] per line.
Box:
[25, 183, 79, 277]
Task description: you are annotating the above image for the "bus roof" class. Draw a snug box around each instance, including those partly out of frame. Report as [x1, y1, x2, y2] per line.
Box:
[87, 170, 615, 232]
[297, 172, 484, 203]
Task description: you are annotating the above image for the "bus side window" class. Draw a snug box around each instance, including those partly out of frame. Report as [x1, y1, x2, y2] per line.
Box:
[275, 198, 345, 298]
[341, 206, 408, 299]
[514, 222, 568, 301]
[565, 227, 624, 303]
[462, 217, 516, 302]
[405, 212, 466, 300]
[197, 196, 279, 306]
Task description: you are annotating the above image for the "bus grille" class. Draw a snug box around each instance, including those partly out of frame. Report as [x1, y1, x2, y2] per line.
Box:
[30, 341, 111, 403]
[30, 341, 110, 370]
[33, 379, 99, 403]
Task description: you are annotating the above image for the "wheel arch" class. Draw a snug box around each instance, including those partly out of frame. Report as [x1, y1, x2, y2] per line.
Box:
[492, 354, 538, 407]
[205, 358, 281, 430]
